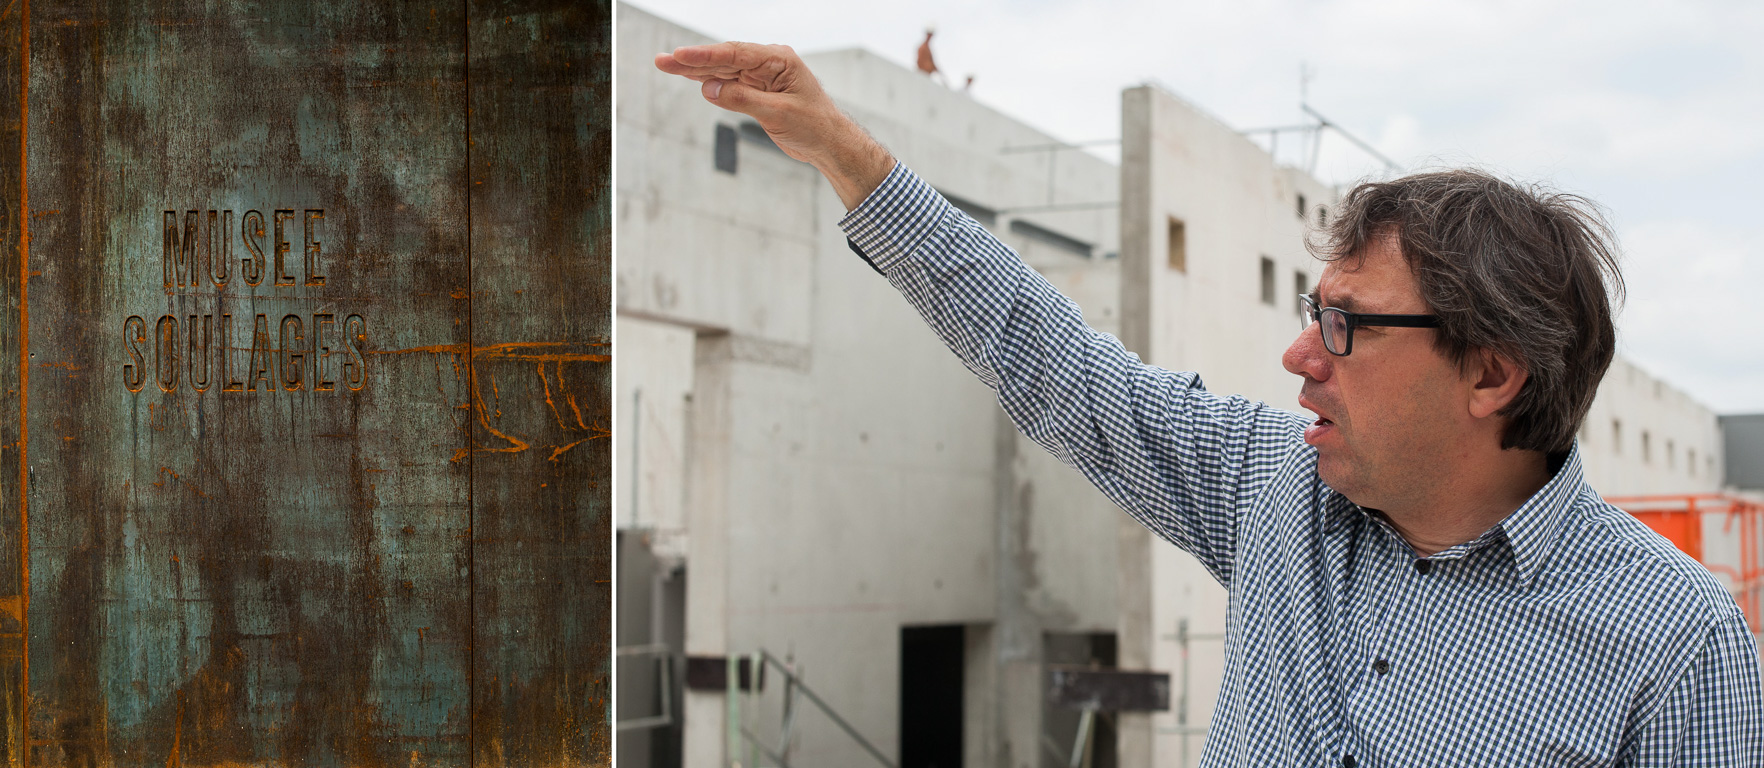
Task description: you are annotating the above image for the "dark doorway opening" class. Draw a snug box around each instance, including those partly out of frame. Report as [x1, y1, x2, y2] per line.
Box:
[615, 531, 685, 768]
[901, 624, 965, 768]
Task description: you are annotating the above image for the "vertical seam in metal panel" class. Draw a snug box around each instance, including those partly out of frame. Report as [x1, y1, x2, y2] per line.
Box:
[462, 2, 475, 764]
[16, 1, 29, 762]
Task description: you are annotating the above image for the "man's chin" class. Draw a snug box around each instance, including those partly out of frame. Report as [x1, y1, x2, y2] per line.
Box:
[1315, 453, 1358, 498]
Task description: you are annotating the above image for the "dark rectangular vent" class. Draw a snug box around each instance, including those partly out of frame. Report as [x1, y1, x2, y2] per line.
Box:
[1010, 219, 1092, 258]
[940, 191, 998, 228]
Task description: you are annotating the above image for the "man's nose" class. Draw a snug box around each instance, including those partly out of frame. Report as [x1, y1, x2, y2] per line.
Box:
[1283, 322, 1332, 381]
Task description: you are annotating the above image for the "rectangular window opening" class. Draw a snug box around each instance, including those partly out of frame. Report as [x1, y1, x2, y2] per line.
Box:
[1296, 193, 1307, 219]
[1642, 431, 1652, 464]
[738, 120, 786, 155]
[1294, 271, 1310, 315]
[1259, 257, 1276, 305]
[1167, 217, 1187, 272]
[1612, 419, 1622, 454]
[713, 123, 738, 174]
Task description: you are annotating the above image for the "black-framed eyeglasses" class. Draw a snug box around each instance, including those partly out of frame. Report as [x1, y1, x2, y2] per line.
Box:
[1299, 294, 1440, 356]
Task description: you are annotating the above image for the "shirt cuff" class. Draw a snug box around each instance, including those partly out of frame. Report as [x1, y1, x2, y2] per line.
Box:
[837, 162, 953, 274]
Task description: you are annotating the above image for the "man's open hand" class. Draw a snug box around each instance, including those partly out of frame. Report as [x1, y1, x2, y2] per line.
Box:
[655, 42, 894, 209]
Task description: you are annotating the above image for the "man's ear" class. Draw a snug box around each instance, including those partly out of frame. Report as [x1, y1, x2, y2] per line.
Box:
[1468, 348, 1528, 419]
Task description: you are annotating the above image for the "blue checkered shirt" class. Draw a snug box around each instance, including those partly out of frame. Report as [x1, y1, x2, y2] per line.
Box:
[840, 163, 1764, 766]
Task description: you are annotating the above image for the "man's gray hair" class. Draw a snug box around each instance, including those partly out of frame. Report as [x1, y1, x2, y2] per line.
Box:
[1313, 169, 1624, 456]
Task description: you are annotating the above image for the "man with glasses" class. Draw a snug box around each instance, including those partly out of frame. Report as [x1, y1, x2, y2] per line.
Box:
[657, 42, 1762, 765]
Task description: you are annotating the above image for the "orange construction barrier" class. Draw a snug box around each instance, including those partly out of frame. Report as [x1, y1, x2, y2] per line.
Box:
[1607, 494, 1764, 634]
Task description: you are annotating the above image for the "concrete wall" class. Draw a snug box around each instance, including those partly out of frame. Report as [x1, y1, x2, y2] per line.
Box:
[1580, 358, 1725, 496]
[1118, 84, 1340, 768]
[618, 5, 1126, 767]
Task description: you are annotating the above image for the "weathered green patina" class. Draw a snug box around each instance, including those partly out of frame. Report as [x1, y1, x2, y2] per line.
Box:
[0, 1, 609, 764]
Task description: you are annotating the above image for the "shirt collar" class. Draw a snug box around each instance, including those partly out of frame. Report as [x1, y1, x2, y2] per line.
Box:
[1495, 442, 1587, 589]
[1317, 442, 1588, 587]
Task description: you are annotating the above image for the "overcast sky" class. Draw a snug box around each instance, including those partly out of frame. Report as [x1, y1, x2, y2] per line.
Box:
[628, 0, 1764, 414]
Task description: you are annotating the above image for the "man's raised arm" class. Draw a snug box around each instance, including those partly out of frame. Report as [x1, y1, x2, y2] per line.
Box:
[654, 43, 1307, 586]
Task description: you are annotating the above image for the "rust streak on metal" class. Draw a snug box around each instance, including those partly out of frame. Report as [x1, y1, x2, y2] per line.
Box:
[558, 360, 588, 430]
[452, 353, 530, 464]
[536, 362, 568, 431]
[545, 438, 587, 463]
[368, 341, 610, 363]
[544, 419, 610, 464]
[151, 467, 212, 500]
[566, 392, 588, 431]
[166, 692, 183, 767]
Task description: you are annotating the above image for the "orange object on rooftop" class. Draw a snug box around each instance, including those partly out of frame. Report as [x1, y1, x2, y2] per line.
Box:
[1607, 494, 1764, 634]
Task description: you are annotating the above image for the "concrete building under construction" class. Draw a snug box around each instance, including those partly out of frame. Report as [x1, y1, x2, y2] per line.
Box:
[613, 4, 1739, 767]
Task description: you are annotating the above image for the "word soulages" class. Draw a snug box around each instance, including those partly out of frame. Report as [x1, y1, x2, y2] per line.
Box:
[123, 313, 366, 394]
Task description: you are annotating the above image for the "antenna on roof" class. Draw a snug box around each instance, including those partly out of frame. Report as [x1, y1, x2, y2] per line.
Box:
[1299, 61, 1313, 108]
[1241, 64, 1401, 177]
[1300, 103, 1401, 174]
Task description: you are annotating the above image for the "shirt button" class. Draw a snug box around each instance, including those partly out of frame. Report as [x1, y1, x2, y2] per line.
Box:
[1342, 755, 1357, 768]
[1373, 659, 1390, 675]
[1414, 559, 1433, 575]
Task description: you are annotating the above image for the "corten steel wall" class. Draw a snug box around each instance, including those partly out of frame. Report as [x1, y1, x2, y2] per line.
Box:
[0, 1, 610, 765]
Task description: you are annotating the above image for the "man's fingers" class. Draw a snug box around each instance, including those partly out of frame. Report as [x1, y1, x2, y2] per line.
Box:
[657, 42, 800, 94]
[654, 51, 727, 77]
[672, 41, 784, 71]
[701, 78, 787, 119]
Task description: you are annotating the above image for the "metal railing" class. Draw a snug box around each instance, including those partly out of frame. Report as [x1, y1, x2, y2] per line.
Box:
[1041, 707, 1103, 768]
[1609, 493, 1764, 635]
[1157, 618, 1226, 768]
[615, 644, 676, 732]
[728, 649, 898, 768]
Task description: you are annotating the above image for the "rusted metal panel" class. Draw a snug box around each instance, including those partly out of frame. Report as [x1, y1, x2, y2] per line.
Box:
[0, 4, 27, 762]
[4, 1, 609, 765]
[466, 2, 612, 765]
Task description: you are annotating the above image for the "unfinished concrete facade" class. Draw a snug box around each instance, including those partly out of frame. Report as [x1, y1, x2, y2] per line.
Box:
[618, 6, 1123, 767]
[615, 6, 1733, 767]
